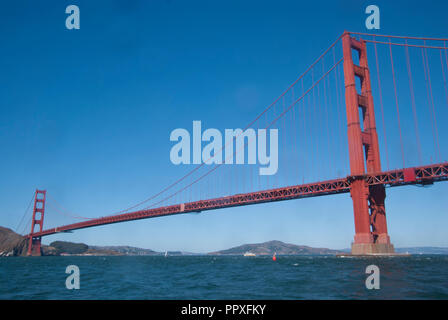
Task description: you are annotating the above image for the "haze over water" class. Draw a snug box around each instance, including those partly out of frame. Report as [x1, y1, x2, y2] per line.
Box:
[1, 255, 447, 299]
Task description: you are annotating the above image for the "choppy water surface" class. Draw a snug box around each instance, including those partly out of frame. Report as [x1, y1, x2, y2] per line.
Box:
[0, 255, 447, 299]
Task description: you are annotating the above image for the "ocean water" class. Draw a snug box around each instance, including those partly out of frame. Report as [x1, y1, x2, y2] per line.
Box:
[0, 255, 447, 300]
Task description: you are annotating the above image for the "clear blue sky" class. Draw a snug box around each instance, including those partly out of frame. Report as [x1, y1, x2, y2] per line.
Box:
[1, 0, 447, 252]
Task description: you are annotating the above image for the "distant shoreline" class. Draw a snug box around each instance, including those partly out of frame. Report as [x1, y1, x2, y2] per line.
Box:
[2, 226, 447, 257]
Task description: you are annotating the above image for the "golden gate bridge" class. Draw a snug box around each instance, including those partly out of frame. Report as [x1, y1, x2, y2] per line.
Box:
[18, 31, 448, 256]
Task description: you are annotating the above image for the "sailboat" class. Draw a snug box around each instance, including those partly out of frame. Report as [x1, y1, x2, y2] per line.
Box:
[164, 251, 168, 257]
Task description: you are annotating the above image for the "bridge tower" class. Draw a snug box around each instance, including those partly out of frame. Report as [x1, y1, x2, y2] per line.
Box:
[342, 32, 395, 255]
[27, 189, 46, 256]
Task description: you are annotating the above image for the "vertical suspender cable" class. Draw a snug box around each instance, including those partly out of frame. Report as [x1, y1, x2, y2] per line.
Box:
[440, 49, 448, 110]
[423, 42, 441, 161]
[322, 59, 332, 179]
[373, 36, 390, 170]
[421, 44, 440, 162]
[388, 38, 406, 168]
[333, 47, 343, 176]
[404, 40, 423, 164]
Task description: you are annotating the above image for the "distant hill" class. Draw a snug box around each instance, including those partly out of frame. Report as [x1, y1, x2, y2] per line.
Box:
[50, 241, 89, 254]
[88, 247, 202, 256]
[0, 226, 28, 256]
[2, 224, 447, 257]
[89, 245, 160, 256]
[209, 240, 343, 255]
[0, 227, 158, 256]
[0, 227, 59, 256]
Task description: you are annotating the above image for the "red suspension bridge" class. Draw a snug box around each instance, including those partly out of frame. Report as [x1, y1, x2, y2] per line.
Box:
[19, 31, 448, 256]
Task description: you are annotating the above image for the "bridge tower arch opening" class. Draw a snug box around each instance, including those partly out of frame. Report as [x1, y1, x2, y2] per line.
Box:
[342, 32, 394, 255]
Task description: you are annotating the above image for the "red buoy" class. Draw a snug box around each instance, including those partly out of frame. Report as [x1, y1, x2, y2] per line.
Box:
[272, 253, 277, 261]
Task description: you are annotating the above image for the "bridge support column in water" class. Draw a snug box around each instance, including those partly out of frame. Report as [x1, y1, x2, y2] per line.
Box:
[27, 189, 46, 256]
[342, 32, 395, 255]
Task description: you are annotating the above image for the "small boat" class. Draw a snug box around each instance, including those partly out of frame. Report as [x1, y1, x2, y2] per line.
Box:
[243, 252, 256, 257]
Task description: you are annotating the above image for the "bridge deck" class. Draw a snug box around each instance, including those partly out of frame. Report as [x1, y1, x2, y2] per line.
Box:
[27, 162, 448, 238]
